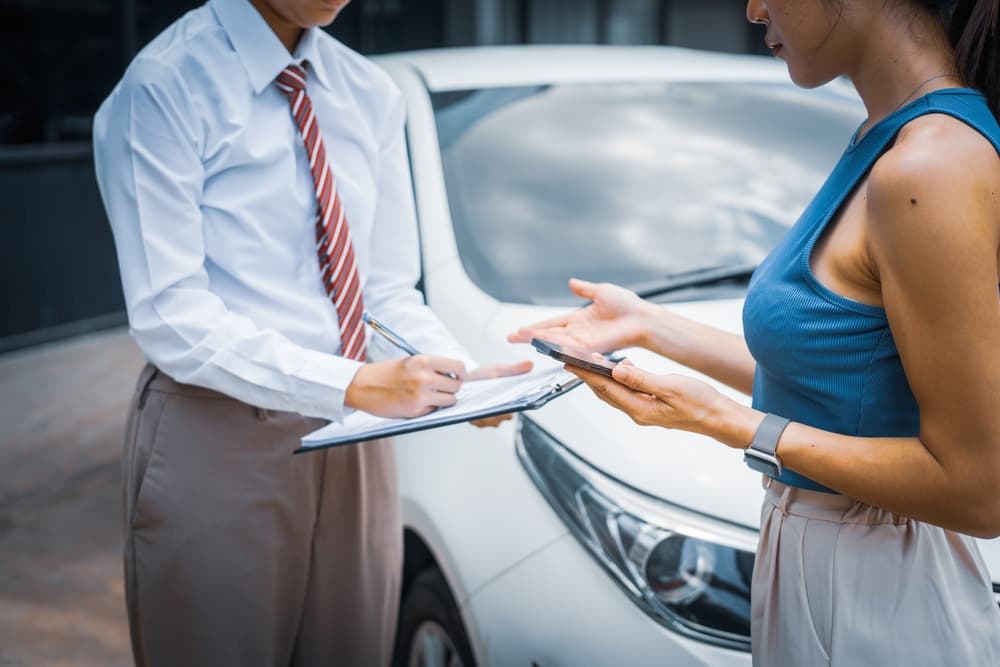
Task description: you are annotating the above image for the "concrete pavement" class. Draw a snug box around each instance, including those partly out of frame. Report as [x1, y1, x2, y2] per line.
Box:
[0, 328, 143, 667]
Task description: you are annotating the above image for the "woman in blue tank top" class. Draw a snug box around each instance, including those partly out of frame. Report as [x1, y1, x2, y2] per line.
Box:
[512, 0, 1000, 663]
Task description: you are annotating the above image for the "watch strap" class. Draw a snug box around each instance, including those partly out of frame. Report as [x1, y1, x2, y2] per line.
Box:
[743, 414, 791, 477]
[750, 413, 791, 458]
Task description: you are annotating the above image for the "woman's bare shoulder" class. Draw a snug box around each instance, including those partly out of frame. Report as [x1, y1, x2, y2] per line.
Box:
[872, 114, 999, 198]
[866, 113, 999, 241]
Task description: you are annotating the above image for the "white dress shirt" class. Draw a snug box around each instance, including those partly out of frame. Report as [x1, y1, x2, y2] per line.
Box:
[93, 0, 471, 422]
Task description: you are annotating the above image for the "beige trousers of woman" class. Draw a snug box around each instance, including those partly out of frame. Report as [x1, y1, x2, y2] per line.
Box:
[751, 478, 1000, 666]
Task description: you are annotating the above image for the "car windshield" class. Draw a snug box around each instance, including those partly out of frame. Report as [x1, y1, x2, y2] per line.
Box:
[432, 80, 864, 305]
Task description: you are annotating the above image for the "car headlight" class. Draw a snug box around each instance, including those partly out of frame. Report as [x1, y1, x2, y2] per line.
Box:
[516, 416, 757, 652]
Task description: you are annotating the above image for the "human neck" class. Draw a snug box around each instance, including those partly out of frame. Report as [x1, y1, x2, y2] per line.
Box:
[250, 0, 305, 53]
[847, 10, 960, 137]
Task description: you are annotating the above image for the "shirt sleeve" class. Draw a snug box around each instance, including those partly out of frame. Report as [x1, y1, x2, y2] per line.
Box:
[362, 86, 476, 368]
[93, 57, 362, 422]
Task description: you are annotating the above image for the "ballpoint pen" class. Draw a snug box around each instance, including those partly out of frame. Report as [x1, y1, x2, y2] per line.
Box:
[362, 311, 459, 379]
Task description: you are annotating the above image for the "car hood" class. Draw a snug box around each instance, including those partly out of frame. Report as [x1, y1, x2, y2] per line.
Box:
[486, 300, 1000, 583]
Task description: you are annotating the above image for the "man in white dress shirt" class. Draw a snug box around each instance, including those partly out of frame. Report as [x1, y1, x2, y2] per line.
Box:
[92, 0, 529, 664]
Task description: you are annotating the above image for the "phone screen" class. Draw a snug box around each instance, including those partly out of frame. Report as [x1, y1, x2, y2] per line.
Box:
[530, 338, 619, 378]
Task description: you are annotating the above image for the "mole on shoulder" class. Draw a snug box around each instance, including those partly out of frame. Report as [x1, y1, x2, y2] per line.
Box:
[910, 198, 918, 205]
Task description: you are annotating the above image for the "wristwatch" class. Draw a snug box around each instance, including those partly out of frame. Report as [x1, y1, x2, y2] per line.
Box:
[743, 413, 791, 477]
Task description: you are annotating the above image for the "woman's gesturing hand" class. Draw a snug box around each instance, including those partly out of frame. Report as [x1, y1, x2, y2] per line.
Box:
[565, 359, 749, 447]
[507, 278, 650, 353]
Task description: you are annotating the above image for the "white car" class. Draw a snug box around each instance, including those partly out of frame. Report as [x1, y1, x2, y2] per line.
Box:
[375, 46, 1000, 667]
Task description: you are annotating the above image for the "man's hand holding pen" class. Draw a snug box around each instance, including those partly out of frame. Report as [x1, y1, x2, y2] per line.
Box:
[344, 354, 468, 418]
[344, 312, 533, 424]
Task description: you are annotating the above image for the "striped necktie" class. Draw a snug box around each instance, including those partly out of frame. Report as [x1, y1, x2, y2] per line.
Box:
[275, 63, 366, 361]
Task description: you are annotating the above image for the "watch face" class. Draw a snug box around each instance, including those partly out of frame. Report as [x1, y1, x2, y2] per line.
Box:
[744, 451, 780, 477]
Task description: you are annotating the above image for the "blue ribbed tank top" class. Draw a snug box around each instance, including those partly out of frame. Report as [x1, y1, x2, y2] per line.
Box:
[743, 88, 1000, 492]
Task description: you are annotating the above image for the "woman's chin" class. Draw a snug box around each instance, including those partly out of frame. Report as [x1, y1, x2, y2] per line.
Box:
[785, 64, 834, 91]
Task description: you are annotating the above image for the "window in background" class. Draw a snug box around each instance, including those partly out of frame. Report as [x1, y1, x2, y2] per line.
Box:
[0, 0, 458, 148]
[327, 0, 453, 54]
[605, 0, 662, 45]
[527, 0, 599, 43]
[669, 0, 751, 54]
[509, 0, 764, 54]
[136, 0, 202, 58]
[0, 0, 121, 146]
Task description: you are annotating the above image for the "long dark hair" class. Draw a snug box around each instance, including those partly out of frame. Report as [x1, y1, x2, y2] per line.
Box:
[925, 0, 1000, 118]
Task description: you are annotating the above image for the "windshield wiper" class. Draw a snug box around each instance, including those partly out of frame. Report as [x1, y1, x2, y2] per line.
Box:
[629, 262, 758, 300]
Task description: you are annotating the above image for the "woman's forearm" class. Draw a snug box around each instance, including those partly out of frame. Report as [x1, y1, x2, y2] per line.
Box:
[638, 304, 757, 395]
[711, 399, 1000, 538]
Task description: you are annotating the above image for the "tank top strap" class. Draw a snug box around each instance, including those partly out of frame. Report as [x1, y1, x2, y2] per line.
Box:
[849, 87, 1000, 163]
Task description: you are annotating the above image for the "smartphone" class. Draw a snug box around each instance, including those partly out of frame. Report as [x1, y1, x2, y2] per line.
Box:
[530, 338, 620, 378]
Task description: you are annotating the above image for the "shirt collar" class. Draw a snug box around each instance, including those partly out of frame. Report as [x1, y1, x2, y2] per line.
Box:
[293, 26, 332, 92]
[211, 0, 332, 95]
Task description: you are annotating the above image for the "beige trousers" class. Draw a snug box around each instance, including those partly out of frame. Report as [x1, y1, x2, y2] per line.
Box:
[751, 478, 1000, 666]
[122, 364, 402, 667]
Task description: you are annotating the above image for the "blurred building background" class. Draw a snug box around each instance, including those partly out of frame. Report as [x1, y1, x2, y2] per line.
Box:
[0, 0, 766, 353]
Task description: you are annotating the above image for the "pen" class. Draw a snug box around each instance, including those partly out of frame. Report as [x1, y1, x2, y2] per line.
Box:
[362, 312, 459, 379]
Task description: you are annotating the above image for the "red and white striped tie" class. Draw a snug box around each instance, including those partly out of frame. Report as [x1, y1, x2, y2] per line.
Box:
[276, 63, 366, 361]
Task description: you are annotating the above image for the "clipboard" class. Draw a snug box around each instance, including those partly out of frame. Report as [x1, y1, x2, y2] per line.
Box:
[296, 366, 582, 452]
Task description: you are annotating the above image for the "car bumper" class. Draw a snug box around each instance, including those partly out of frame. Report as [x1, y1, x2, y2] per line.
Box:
[464, 533, 751, 667]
